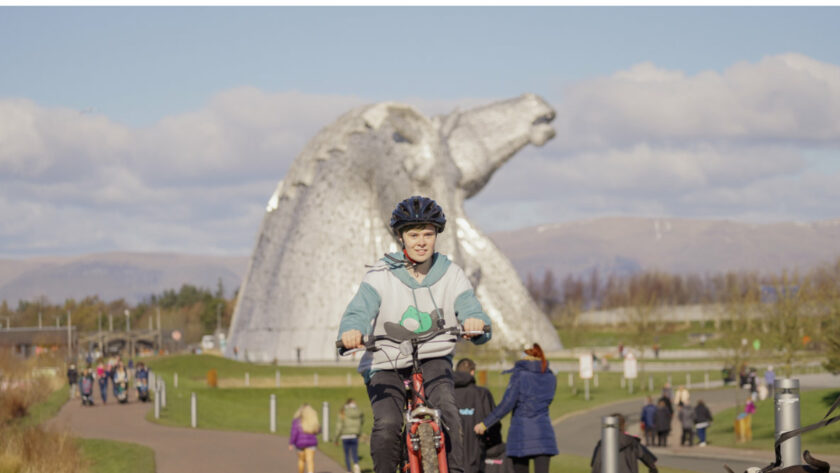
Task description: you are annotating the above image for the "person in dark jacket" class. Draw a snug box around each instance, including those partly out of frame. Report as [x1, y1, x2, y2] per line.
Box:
[693, 400, 713, 447]
[475, 343, 557, 473]
[590, 413, 658, 473]
[454, 358, 502, 473]
[66, 364, 78, 399]
[677, 402, 695, 447]
[653, 399, 671, 447]
[640, 397, 657, 446]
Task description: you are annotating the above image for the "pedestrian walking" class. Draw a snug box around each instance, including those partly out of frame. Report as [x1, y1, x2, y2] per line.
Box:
[640, 397, 657, 447]
[334, 398, 363, 473]
[654, 400, 671, 447]
[66, 364, 78, 399]
[764, 366, 776, 398]
[678, 402, 695, 447]
[590, 413, 658, 473]
[96, 361, 108, 404]
[673, 385, 690, 407]
[289, 403, 320, 473]
[694, 400, 713, 447]
[454, 358, 503, 473]
[475, 343, 557, 473]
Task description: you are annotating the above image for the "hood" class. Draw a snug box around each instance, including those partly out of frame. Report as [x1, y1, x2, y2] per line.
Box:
[513, 359, 550, 373]
[453, 371, 475, 388]
[619, 432, 638, 450]
[378, 252, 451, 288]
[344, 405, 363, 421]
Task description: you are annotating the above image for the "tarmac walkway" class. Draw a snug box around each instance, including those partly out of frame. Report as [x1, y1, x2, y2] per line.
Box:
[554, 372, 840, 473]
[48, 397, 346, 473]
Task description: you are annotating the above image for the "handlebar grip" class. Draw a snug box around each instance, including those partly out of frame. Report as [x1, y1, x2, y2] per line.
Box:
[335, 340, 344, 349]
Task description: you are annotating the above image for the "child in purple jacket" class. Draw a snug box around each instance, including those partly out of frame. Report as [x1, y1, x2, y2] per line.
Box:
[289, 403, 320, 473]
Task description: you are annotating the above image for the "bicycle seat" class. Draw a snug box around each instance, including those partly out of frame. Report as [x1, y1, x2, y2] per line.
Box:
[384, 322, 419, 341]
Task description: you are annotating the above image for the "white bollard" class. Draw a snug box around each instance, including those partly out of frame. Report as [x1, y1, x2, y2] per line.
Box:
[705, 372, 710, 389]
[322, 401, 330, 442]
[584, 378, 590, 401]
[601, 416, 620, 473]
[161, 381, 167, 409]
[154, 385, 160, 419]
[275, 370, 281, 387]
[775, 378, 801, 467]
[314, 373, 319, 386]
[174, 372, 178, 389]
[245, 372, 250, 387]
[190, 392, 197, 428]
[270, 394, 277, 433]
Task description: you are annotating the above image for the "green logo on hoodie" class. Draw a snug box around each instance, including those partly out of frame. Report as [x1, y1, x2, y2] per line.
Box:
[400, 306, 432, 333]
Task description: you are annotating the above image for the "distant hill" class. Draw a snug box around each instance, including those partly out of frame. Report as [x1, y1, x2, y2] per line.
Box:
[0, 252, 249, 305]
[489, 217, 840, 280]
[2, 217, 839, 304]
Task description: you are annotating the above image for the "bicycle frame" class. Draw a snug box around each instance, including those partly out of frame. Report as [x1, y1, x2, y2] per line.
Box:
[403, 337, 448, 473]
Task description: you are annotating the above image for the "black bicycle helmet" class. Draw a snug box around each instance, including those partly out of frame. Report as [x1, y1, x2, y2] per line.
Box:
[390, 196, 446, 234]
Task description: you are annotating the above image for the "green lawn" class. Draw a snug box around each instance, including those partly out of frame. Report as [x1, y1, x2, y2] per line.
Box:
[146, 354, 742, 472]
[21, 384, 70, 428]
[707, 388, 840, 455]
[77, 438, 156, 473]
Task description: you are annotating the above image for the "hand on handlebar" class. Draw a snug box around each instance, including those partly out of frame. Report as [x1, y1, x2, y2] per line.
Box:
[340, 329, 363, 350]
[461, 318, 486, 339]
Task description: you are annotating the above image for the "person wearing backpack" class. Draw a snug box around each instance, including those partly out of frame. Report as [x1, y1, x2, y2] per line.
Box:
[334, 398, 364, 473]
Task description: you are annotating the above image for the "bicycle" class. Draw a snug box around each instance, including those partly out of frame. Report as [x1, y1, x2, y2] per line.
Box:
[337, 321, 488, 473]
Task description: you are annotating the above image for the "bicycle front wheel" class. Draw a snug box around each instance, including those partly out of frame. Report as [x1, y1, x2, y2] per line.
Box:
[418, 423, 440, 473]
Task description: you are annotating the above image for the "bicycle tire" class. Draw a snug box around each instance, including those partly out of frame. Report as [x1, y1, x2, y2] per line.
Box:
[418, 422, 440, 473]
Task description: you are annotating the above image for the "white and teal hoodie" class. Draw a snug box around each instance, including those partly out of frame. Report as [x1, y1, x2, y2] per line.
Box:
[338, 252, 492, 378]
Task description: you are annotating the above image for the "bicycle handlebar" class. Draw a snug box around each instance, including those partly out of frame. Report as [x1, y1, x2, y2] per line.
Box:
[336, 325, 489, 356]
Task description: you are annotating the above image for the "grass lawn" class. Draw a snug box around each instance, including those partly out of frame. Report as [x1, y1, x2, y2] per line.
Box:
[77, 438, 156, 473]
[146, 354, 743, 472]
[21, 384, 70, 428]
[707, 388, 840, 455]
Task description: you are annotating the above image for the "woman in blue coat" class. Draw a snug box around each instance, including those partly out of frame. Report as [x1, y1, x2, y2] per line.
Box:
[474, 343, 558, 473]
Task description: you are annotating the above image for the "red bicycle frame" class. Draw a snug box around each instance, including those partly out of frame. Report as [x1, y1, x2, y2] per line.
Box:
[404, 369, 448, 473]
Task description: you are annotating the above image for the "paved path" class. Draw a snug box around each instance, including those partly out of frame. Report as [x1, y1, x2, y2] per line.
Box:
[553, 373, 840, 473]
[48, 397, 346, 473]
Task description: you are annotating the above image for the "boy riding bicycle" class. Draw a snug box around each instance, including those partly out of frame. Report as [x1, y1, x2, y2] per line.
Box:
[338, 196, 492, 473]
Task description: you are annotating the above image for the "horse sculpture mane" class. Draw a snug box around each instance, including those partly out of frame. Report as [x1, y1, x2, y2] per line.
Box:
[226, 94, 562, 362]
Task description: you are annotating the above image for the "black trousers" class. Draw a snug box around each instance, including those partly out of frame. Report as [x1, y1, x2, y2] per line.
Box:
[366, 357, 464, 473]
[511, 455, 550, 473]
[681, 428, 694, 446]
[644, 427, 657, 446]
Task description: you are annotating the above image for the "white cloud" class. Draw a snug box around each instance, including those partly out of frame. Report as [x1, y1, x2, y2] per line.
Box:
[552, 53, 840, 153]
[3, 54, 840, 256]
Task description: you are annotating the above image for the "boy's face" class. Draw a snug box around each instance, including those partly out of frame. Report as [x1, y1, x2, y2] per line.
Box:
[400, 224, 437, 264]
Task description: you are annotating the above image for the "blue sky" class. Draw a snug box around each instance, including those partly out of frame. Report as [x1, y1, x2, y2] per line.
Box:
[1, 7, 840, 256]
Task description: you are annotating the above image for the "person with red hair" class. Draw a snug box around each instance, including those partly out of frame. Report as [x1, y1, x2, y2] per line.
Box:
[474, 343, 557, 473]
